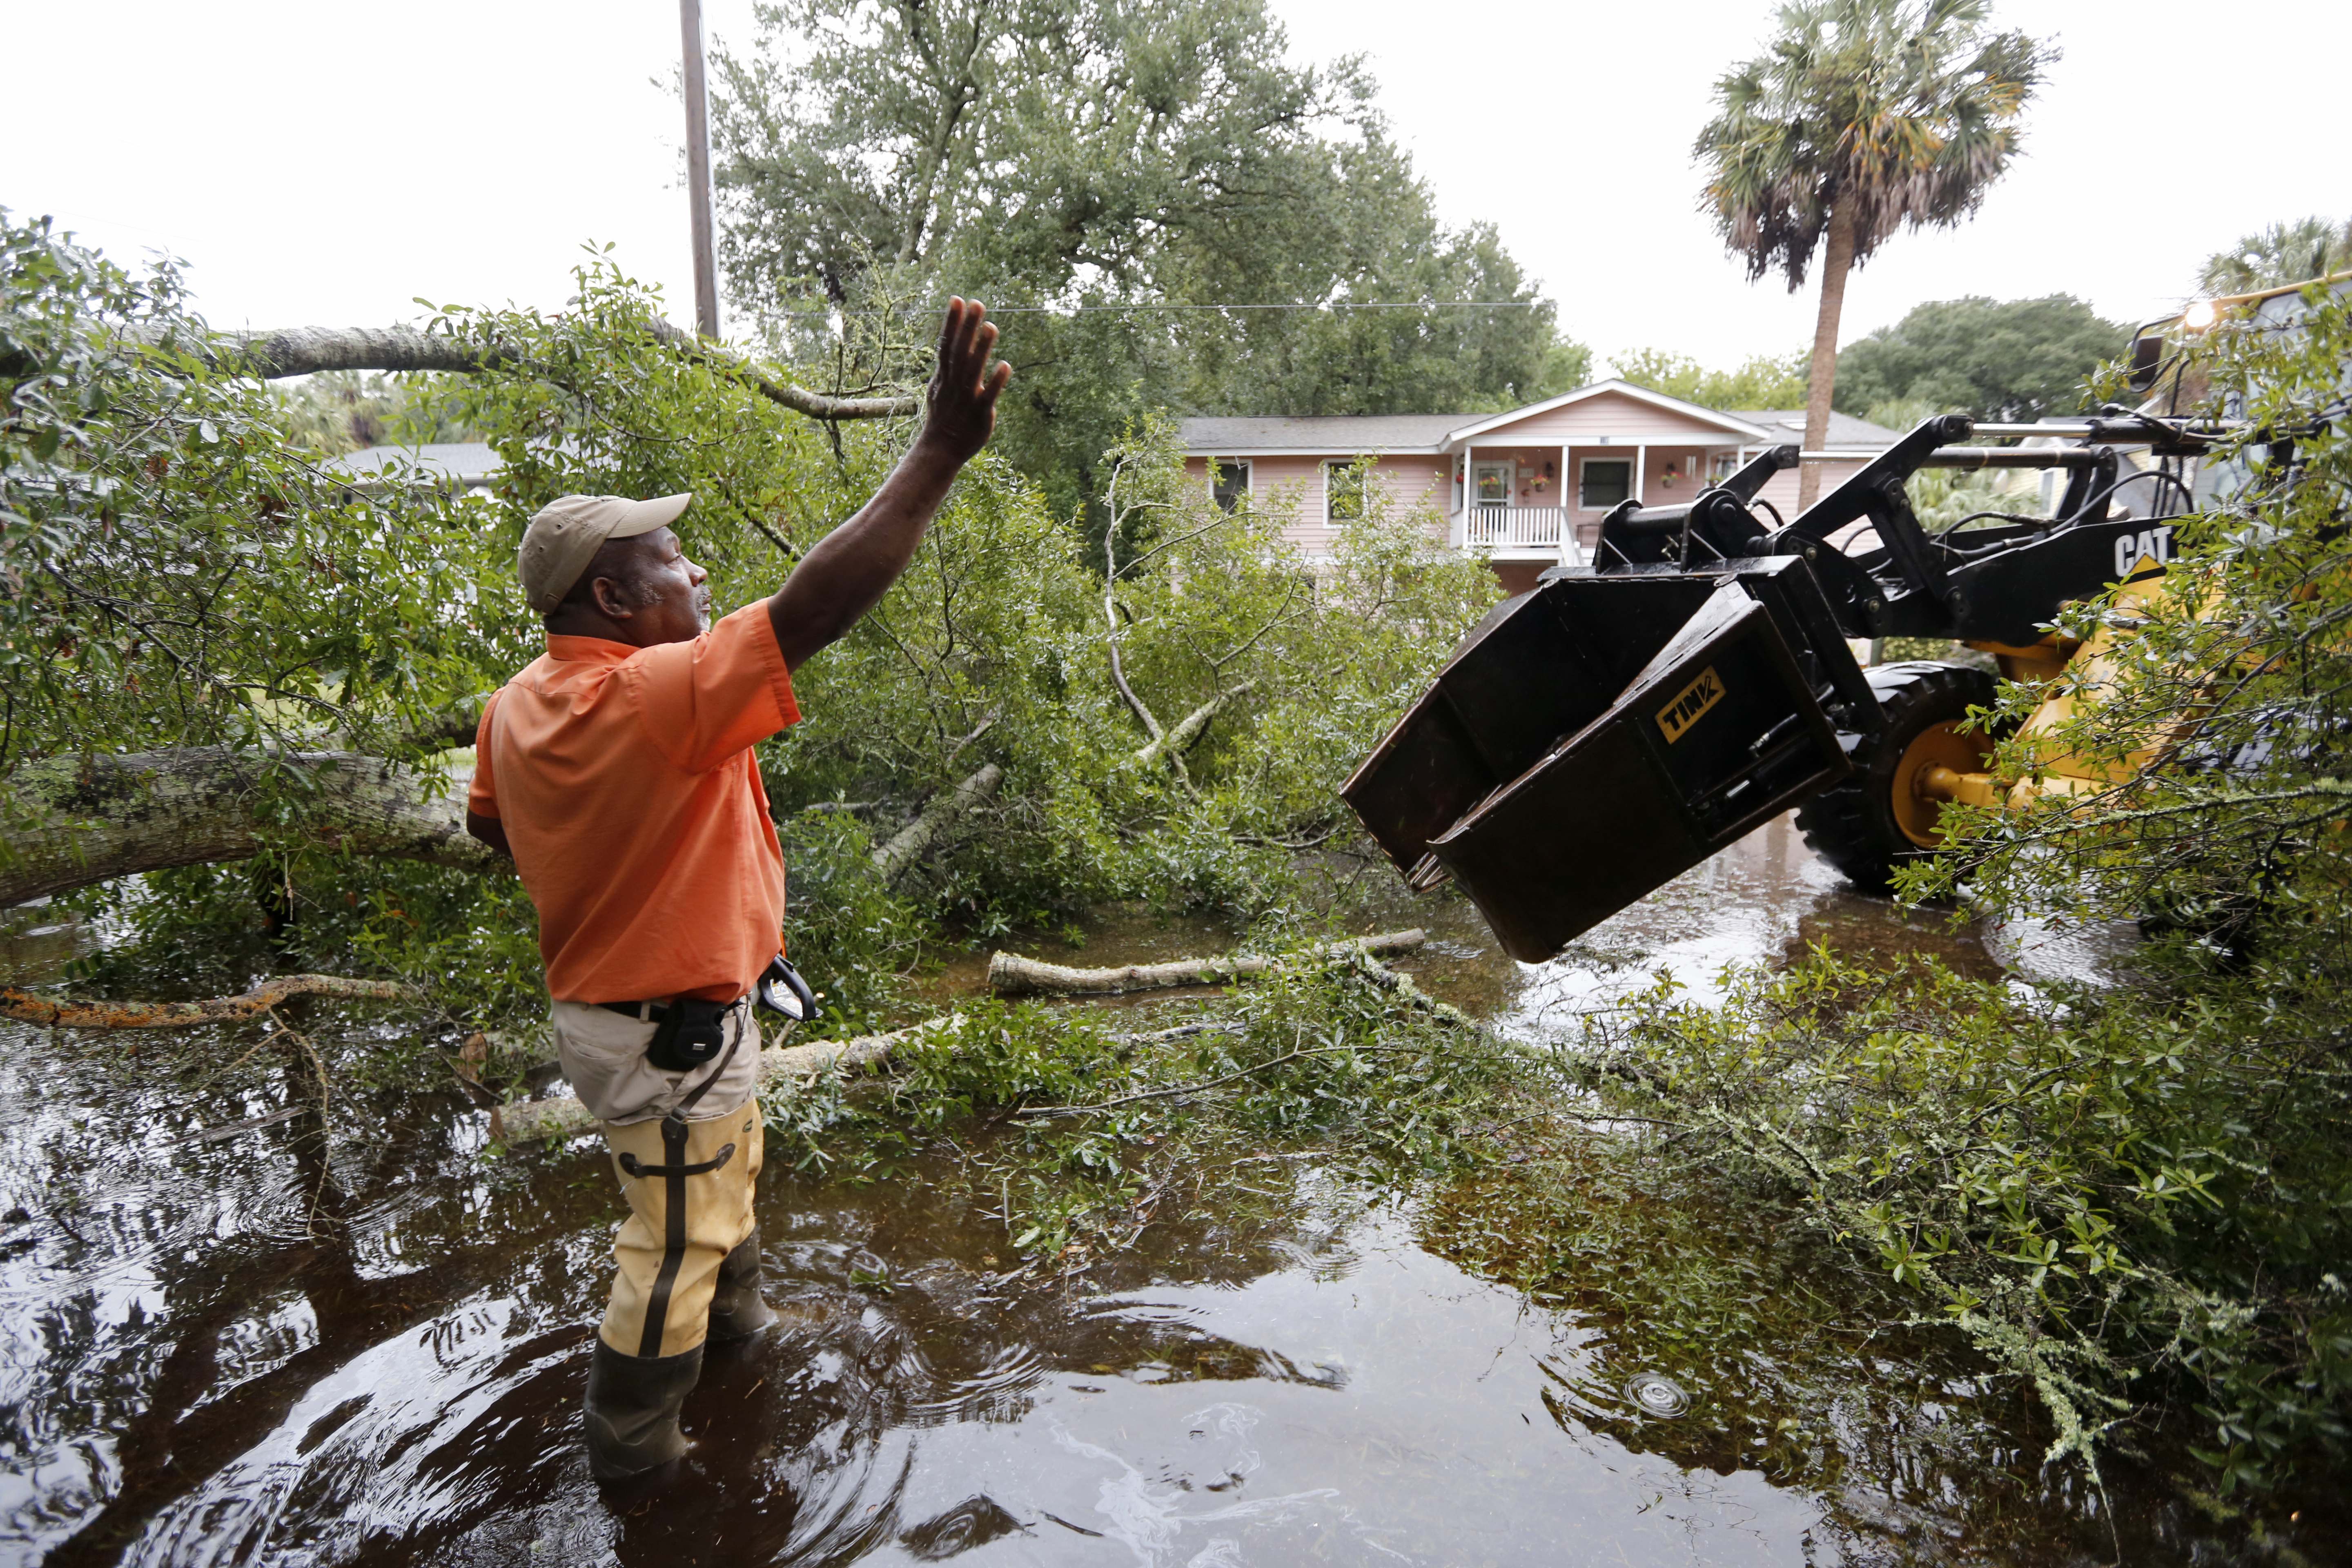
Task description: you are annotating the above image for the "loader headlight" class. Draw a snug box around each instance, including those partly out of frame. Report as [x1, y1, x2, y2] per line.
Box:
[2183, 298, 2218, 332]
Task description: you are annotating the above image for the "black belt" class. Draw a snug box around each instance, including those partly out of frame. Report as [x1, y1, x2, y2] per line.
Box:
[598, 953, 817, 1026]
[596, 997, 741, 1022]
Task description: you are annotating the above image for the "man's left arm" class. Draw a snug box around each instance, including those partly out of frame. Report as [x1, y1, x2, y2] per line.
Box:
[464, 692, 513, 858]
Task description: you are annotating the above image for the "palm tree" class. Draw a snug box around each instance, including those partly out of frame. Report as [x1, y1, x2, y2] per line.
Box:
[1696, 0, 2050, 507]
[2198, 216, 2352, 296]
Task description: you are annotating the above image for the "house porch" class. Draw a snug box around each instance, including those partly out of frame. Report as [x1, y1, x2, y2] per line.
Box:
[1448, 440, 1742, 562]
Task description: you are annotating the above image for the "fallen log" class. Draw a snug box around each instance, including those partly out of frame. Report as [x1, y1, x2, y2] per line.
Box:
[987, 929, 1426, 998]
[0, 973, 416, 1029]
[1, 748, 492, 908]
[871, 763, 1004, 884]
[1345, 951, 1492, 1038]
[142, 322, 919, 422]
[494, 1014, 963, 1144]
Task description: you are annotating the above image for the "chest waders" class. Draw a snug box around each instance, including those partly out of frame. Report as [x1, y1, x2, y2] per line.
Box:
[584, 1005, 778, 1482]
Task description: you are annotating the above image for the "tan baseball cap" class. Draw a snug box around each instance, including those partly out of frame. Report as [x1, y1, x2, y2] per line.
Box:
[516, 493, 693, 613]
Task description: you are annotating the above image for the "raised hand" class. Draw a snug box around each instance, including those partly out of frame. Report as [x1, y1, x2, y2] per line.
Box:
[767, 299, 1013, 671]
[918, 298, 1011, 464]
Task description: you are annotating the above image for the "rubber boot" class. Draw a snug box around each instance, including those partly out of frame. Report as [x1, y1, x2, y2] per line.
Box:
[585, 1338, 703, 1481]
[706, 1227, 777, 1341]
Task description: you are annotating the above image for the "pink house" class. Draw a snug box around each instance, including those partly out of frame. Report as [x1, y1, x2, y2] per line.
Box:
[1182, 382, 1900, 593]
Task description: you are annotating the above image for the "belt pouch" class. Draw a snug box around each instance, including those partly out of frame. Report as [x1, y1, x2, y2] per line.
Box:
[645, 998, 732, 1073]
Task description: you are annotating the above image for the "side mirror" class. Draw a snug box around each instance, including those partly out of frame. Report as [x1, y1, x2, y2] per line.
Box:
[2127, 332, 2165, 393]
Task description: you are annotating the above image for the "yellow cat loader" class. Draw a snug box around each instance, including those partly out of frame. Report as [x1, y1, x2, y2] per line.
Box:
[1343, 402, 2225, 962]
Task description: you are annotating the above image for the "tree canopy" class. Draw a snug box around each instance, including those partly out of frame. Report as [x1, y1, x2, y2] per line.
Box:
[1832, 294, 2125, 422]
[1693, 0, 2048, 294]
[708, 0, 1564, 517]
[1610, 348, 1808, 410]
[0, 216, 496, 775]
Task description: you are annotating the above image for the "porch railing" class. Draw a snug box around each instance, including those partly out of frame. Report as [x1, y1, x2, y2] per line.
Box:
[1457, 503, 1581, 558]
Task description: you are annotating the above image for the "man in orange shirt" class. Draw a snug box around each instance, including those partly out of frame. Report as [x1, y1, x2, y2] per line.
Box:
[466, 301, 1008, 1481]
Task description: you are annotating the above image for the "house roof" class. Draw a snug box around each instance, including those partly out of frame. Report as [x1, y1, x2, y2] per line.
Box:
[1176, 382, 1858, 458]
[1444, 380, 1773, 443]
[1180, 414, 1468, 455]
[324, 442, 501, 486]
[1726, 410, 1905, 448]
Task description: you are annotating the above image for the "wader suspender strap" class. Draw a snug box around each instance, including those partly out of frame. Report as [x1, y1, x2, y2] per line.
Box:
[618, 1004, 746, 1359]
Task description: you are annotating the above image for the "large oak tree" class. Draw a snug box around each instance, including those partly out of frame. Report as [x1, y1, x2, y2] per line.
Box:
[1832, 294, 2124, 423]
[709, 0, 1567, 518]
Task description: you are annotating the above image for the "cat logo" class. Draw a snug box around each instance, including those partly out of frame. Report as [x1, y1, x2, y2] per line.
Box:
[2113, 523, 2174, 579]
[1655, 665, 1726, 744]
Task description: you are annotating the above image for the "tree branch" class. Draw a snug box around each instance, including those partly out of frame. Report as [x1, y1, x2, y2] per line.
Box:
[497, 1013, 967, 1144]
[0, 974, 415, 1029]
[871, 762, 1004, 884]
[987, 928, 1425, 998]
[1100, 459, 1165, 743]
[0, 748, 494, 907]
[145, 322, 919, 421]
[1134, 682, 1252, 770]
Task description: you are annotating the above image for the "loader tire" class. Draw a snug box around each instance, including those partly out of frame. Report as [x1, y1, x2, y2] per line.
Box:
[1796, 661, 2000, 894]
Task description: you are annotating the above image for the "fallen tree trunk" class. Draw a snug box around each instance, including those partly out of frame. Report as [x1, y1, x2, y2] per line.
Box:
[864, 698, 1249, 888]
[1134, 683, 1252, 771]
[155, 323, 919, 422]
[497, 1014, 962, 1144]
[1345, 951, 1492, 1038]
[0, 973, 416, 1029]
[0, 748, 494, 908]
[987, 928, 1426, 998]
[871, 763, 1004, 885]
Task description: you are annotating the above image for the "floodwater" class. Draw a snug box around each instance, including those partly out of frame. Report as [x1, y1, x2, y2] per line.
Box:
[0, 820, 2332, 1566]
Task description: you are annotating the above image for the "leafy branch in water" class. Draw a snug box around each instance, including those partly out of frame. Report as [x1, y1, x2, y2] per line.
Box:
[752, 948, 1542, 1275]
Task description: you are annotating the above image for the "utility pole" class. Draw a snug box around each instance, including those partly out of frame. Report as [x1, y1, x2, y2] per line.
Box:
[679, 0, 721, 340]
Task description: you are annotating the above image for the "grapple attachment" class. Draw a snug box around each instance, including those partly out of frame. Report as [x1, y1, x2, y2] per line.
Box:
[1342, 562, 1858, 961]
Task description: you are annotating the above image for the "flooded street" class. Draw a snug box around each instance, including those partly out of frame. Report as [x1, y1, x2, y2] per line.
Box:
[0, 819, 2324, 1566]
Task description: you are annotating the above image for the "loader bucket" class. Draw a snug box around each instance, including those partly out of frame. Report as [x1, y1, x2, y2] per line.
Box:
[1343, 572, 1852, 962]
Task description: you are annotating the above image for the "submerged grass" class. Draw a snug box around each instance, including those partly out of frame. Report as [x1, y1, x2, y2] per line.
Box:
[1572, 947, 2352, 1508]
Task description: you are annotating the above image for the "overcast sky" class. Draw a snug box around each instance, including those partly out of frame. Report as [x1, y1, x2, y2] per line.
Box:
[10, 0, 2341, 372]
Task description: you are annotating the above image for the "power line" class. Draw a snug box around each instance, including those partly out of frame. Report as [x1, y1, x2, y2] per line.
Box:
[769, 299, 1552, 319]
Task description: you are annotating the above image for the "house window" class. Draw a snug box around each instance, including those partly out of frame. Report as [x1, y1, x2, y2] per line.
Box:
[1711, 451, 1740, 482]
[1325, 461, 1366, 521]
[1579, 458, 1632, 510]
[1471, 460, 1515, 506]
[1210, 458, 1251, 514]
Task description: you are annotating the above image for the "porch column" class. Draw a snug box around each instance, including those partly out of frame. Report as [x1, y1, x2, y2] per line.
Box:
[1458, 445, 1472, 549]
[1634, 443, 1647, 507]
[1555, 445, 1573, 567]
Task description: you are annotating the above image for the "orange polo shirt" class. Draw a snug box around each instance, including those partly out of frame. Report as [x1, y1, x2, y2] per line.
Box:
[468, 601, 800, 1004]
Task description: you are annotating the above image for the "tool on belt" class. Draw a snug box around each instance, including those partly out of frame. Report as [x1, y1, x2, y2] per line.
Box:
[754, 952, 818, 1024]
[598, 953, 818, 1073]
